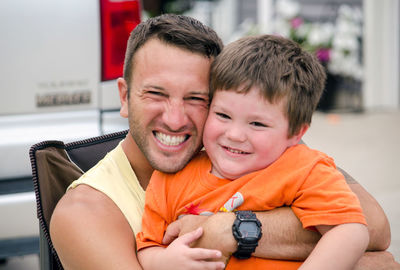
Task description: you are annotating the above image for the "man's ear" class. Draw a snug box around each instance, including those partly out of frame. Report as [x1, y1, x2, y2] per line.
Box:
[288, 124, 309, 146]
[118, 77, 129, 118]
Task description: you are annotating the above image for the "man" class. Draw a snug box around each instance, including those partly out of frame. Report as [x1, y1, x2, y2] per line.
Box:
[50, 14, 398, 269]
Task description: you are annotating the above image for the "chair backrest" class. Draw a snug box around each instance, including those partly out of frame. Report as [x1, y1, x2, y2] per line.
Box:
[29, 130, 128, 270]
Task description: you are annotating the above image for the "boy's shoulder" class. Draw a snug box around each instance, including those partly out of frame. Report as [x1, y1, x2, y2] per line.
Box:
[154, 150, 210, 179]
[185, 150, 210, 169]
[285, 144, 334, 164]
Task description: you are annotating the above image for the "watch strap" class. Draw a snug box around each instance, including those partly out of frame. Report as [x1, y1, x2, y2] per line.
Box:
[232, 241, 259, 259]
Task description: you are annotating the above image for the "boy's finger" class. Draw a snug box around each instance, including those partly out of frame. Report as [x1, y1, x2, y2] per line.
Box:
[175, 227, 203, 246]
[190, 247, 222, 260]
[198, 260, 225, 270]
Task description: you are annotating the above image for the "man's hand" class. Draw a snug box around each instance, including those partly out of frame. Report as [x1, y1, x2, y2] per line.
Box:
[139, 227, 225, 270]
[354, 251, 400, 270]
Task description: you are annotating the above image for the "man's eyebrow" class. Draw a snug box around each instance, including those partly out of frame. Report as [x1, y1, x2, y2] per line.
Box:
[189, 91, 209, 96]
[143, 84, 165, 90]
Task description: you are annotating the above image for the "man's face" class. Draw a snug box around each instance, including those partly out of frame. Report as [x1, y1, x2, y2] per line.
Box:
[124, 39, 212, 173]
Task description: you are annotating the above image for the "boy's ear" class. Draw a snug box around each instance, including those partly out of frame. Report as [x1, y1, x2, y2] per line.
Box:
[118, 77, 129, 118]
[289, 124, 309, 146]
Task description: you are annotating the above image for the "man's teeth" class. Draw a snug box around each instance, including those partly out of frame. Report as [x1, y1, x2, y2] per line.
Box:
[155, 132, 186, 146]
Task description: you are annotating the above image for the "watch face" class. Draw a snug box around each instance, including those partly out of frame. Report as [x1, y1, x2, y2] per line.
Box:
[239, 221, 259, 238]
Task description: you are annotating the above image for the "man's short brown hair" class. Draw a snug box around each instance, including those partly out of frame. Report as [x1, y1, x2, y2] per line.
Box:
[123, 14, 223, 89]
[210, 34, 326, 137]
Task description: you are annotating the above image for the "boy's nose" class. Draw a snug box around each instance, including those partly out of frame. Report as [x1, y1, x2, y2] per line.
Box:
[225, 124, 246, 142]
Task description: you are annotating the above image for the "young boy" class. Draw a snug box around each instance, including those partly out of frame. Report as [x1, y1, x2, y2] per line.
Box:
[136, 35, 369, 269]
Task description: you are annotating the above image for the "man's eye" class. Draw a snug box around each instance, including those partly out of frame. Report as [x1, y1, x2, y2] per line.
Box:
[250, 122, 267, 127]
[147, 91, 166, 97]
[186, 96, 208, 103]
[216, 112, 230, 119]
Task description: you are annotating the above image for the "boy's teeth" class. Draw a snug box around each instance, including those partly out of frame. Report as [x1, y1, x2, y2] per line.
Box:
[227, 147, 246, 154]
[155, 132, 186, 146]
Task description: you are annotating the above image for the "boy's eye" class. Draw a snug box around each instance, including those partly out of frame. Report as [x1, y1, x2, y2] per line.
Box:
[216, 112, 230, 119]
[250, 121, 267, 127]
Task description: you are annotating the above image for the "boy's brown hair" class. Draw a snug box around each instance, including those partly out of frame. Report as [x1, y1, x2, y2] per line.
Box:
[210, 34, 326, 137]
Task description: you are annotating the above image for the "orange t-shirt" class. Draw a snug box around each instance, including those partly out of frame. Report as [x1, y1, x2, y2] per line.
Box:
[137, 144, 366, 269]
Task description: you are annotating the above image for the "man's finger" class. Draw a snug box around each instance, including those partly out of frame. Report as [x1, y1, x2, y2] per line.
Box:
[162, 220, 181, 244]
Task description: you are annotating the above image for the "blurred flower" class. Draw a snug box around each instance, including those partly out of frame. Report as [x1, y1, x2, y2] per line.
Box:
[316, 48, 331, 63]
[274, 0, 363, 80]
[290, 17, 303, 29]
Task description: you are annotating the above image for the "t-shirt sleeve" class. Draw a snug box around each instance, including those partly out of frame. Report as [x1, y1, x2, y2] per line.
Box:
[136, 171, 169, 251]
[292, 156, 366, 230]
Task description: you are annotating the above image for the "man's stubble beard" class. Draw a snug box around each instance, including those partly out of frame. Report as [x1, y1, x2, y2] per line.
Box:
[128, 114, 202, 174]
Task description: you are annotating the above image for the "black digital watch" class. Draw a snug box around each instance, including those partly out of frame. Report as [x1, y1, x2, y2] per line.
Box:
[232, 210, 262, 259]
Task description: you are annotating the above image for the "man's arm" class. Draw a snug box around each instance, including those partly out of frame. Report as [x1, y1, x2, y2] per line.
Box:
[165, 208, 319, 260]
[339, 167, 391, 251]
[164, 170, 392, 260]
[50, 185, 142, 270]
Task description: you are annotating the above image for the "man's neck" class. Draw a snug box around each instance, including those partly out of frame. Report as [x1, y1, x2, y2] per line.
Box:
[121, 133, 154, 190]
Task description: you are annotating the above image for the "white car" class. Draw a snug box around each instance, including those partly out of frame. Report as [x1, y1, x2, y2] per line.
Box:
[0, 0, 141, 259]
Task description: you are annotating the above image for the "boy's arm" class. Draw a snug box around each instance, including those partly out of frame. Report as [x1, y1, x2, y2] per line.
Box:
[299, 223, 369, 269]
[138, 228, 225, 270]
[137, 171, 225, 270]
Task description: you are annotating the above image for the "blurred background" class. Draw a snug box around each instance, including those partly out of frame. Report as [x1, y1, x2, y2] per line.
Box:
[0, 0, 399, 268]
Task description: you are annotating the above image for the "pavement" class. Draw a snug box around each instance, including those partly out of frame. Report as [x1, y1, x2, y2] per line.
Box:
[303, 109, 400, 261]
[1, 109, 399, 269]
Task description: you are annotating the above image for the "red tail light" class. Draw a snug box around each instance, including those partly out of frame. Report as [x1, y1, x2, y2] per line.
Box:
[100, 0, 141, 81]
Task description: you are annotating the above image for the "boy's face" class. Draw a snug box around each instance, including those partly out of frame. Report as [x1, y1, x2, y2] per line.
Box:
[203, 88, 300, 180]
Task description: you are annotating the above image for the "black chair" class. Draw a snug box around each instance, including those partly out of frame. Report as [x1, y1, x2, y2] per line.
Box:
[29, 130, 128, 270]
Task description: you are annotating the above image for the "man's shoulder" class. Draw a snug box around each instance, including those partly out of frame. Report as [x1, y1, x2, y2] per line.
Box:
[54, 185, 115, 221]
[51, 184, 133, 240]
[50, 185, 137, 269]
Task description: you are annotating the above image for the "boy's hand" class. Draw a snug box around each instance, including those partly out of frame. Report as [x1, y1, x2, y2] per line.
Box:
[163, 215, 209, 244]
[163, 213, 236, 262]
[140, 227, 225, 270]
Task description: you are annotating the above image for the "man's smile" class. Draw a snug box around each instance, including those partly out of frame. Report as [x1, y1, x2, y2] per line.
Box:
[154, 131, 190, 146]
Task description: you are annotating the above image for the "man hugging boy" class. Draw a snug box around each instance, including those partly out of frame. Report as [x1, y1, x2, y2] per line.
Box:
[136, 34, 368, 270]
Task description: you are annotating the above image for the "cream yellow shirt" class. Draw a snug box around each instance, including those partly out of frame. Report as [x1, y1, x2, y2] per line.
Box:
[68, 141, 145, 235]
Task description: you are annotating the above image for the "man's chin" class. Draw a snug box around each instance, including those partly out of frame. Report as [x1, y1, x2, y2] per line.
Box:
[150, 149, 199, 173]
[151, 160, 187, 173]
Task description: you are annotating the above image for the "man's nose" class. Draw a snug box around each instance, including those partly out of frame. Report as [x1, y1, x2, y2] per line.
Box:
[162, 100, 188, 131]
